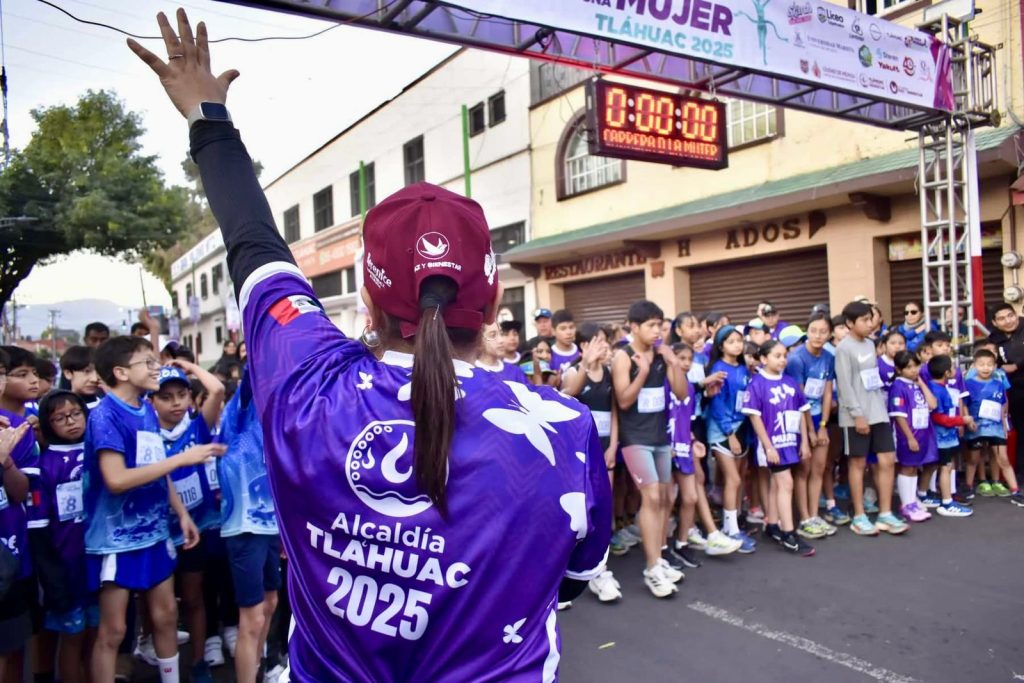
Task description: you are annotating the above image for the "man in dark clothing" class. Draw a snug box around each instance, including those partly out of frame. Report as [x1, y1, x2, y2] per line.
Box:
[987, 303, 1024, 475]
[523, 308, 555, 351]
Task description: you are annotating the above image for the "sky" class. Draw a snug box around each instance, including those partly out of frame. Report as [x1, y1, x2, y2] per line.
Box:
[6, 0, 457, 308]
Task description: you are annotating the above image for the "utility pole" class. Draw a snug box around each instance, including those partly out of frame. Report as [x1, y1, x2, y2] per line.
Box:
[48, 309, 60, 359]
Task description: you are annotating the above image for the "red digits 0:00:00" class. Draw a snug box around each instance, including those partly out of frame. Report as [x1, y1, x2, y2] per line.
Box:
[603, 86, 719, 143]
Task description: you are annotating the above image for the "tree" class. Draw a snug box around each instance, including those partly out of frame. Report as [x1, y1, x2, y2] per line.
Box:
[0, 90, 191, 308]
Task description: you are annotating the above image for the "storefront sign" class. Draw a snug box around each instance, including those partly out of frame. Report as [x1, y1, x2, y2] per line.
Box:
[544, 250, 648, 281]
[171, 231, 225, 280]
[888, 223, 1001, 261]
[676, 210, 826, 256]
[291, 234, 361, 278]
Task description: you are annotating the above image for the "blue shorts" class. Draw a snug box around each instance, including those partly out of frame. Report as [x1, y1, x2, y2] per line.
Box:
[225, 533, 281, 608]
[44, 603, 100, 635]
[87, 539, 177, 592]
[811, 413, 823, 432]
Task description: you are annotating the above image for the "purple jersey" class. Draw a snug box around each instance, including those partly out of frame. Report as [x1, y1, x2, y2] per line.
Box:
[474, 360, 530, 384]
[878, 355, 896, 389]
[550, 344, 581, 374]
[0, 408, 39, 579]
[888, 378, 938, 467]
[240, 265, 611, 682]
[668, 383, 696, 475]
[740, 371, 809, 468]
[27, 443, 90, 602]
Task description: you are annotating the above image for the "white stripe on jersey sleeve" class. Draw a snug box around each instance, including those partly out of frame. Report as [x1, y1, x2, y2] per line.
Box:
[27, 519, 49, 529]
[238, 261, 309, 314]
[564, 547, 609, 582]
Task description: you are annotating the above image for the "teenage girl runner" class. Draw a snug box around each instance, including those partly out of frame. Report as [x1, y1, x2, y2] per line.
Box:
[878, 330, 906, 390]
[706, 326, 756, 553]
[888, 351, 938, 522]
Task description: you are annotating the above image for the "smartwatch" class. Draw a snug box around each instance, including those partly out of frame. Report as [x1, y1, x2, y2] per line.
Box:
[187, 102, 232, 128]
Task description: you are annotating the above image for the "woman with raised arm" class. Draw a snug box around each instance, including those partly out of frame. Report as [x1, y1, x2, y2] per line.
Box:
[128, 10, 610, 682]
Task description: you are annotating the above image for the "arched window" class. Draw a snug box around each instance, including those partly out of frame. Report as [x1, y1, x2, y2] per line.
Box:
[558, 117, 624, 199]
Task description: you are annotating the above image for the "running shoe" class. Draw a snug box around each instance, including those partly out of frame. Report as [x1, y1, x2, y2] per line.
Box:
[936, 501, 973, 517]
[264, 663, 288, 683]
[874, 512, 909, 535]
[1010, 491, 1024, 507]
[191, 662, 214, 683]
[618, 526, 641, 547]
[745, 506, 766, 526]
[643, 564, 678, 598]
[823, 506, 851, 526]
[624, 523, 641, 539]
[670, 542, 703, 568]
[977, 481, 994, 497]
[810, 516, 838, 536]
[133, 635, 159, 667]
[864, 499, 880, 514]
[609, 530, 629, 556]
[850, 514, 879, 536]
[797, 519, 827, 539]
[661, 548, 687, 573]
[223, 626, 239, 659]
[588, 570, 623, 602]
[764, 523, 784, 545]
[834, 484, 851, 500]
[657, 557, 685, 583]
[918, 491, 942, 509]
[704, 530, 742, 556]
[557, 601, 573, 611]
[991, 482, 1011, 497]
[782, 532, 816, 557]
[204, 636, 225, 667]
[954, 489, 974, 506]
[961, 485, 976, 501]
[687, 527, 708, 549]
[900, 502, 931, 523]
[727, 531, 757, 554]
[177, 630, 190, 645]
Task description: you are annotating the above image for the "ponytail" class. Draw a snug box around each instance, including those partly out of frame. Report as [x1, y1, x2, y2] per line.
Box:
[411, 276, 459, 517]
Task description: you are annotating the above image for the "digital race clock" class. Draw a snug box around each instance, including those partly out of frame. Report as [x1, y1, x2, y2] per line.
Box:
[585, 79, 728, 170]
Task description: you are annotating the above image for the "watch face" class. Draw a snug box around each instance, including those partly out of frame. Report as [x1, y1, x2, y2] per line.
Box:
[199, 102, 229, 120]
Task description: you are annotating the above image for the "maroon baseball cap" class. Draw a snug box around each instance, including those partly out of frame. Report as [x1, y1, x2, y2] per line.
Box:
[362, 182, 499, 338]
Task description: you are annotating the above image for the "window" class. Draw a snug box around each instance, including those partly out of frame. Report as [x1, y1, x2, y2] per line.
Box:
[185, 283, 193, 301]
[560, 121, 623, 198]
[349, 163, 376, 217]
[215, 325, 223, 344]
[311, 271, 342, 299]
[403, 136, 425, 185]
[283, 205, 300, 243]
[171, 291, 179, 313]
[726, 99, 778, 149]
[490, 222, 525, 255]
[196, 333, 203, 357]
[212, 263, 223, 295]
[314, 186, 334, 233]
[200, 274, 208, 300]
[488, 91, 506, 127]
[468, 103, 486, 137]
[343, 267, 356, 295]
[500, 286, 525, 326]
[861, 0, 918, 15]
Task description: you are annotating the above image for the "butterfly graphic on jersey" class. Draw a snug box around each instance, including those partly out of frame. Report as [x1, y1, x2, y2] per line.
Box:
[559, 492, 588, 539]
[483, 382, 580, 465]
[503, 618, 526, 644]
[356, 372, 374, 391]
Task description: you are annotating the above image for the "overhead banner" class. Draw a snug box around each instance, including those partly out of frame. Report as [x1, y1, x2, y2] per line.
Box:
[447, 0, 953, 112]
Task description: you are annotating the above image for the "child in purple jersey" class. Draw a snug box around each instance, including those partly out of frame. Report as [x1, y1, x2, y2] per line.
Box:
[499, 320, 522, 365]
[150, 359, 226, 683]
[130, 15, 612, 678]
[742, 340, 814, 557]
[878, 329, 906, 390]
[888, 351, 938, 523]
[550, 309, 581, 376]
[28, 391, 94, 683]
[475, 323, 529, 385]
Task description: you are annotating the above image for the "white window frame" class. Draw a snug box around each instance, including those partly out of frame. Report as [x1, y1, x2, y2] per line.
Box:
[726, 99, 779, 149]
[562, 124, 622, 197]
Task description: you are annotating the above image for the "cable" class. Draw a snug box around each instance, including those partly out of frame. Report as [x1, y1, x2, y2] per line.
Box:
[32, 0, 399, 43]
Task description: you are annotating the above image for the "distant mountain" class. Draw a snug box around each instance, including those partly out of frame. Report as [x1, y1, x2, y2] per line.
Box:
[14, 299, 140, 340]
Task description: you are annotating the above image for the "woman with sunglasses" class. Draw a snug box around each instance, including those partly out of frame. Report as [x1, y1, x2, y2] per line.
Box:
[896, 301, 937, 352]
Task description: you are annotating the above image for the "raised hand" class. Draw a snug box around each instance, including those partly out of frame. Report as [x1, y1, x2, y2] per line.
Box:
[126, 9, 240, 118]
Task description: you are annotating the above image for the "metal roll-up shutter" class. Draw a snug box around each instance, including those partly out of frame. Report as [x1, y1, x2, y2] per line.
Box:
[889, 249, 1003, 324]
[562, 272, 646, 326]
[689, 248, 829, 324]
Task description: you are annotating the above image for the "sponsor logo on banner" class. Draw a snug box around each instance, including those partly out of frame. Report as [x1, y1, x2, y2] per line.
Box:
[816, 6, 844, 26]
[903, 57, 915, 76]
[875, 48, 899, 61]
[889, 80, 899, 94]
[858, 45, 873, 66]
[813, 61, 821, 78]
[822, 65, 856, 83]
[859, 73, 886, 90]
[788, 1, 812, 24]
[793, 29, 805, 48]
[800, 59, 809, 73]
[869, 23, 882, 41]
[878, 61, 900, 73]
[919, 60, 932, 81]
[905, 35, 929, 48]
[850, 18, 864, 41]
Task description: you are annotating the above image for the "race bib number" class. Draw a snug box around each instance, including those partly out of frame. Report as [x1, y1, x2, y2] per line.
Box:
[136, 432, 166, 466]
[174, 472, 204, 511]
[637, 387, 665, 414]
[860, 368, 883, 391]
[735, 390, 748, 413]
[55, 480, 83, 522]
[592, 411, 612, 438]
[946, 386, 961, 406]
[804, 377, 825, 399]
[0, 485, 8, 512]
[911, 407, 931, 430]
[784, 410, 803, 434]
[980, 399, 1002, 422]
[204, 458, 220, 491]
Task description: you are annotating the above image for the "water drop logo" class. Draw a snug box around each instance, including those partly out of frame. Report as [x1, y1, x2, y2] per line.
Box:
[346, 420, 433, 518]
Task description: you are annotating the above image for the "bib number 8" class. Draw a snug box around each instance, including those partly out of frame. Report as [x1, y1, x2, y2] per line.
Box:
[325, 567, 431, 641]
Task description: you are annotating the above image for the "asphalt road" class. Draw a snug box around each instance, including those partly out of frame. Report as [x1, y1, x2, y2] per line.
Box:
[557, 496, 1024, 683]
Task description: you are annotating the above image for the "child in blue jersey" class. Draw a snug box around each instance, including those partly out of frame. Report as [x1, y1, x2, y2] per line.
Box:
[705, 325, 755, 552]
[150, 360, 226, 683]
[85, 336, 226, 683]
[742, 340, 814, 556]
[964, 349, 1024, 507]
[966, 339, 1010, 498]
[926, 355, 975, 517]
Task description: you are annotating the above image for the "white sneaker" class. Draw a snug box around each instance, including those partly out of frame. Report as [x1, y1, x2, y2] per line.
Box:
[656, 558, 684, 583]
[642, 564, 678, 598]
[687, 527, 708, 549]
[223, 625, 239, 659]
[264, 663, 287, 683]
[556, 601, 573, 611]
[177, 629, 190, 645]
[133, 634, 159, 666]
[618, 527, 641, 547]
[704, 530, 743, 556]
[587, 570, 622, 602]
[204, 636, 225, 667]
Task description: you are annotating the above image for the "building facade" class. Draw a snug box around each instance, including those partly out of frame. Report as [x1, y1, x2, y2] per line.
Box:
[504, 0, 1024, 330]
[169, 230, 239, 367]
[262, 49, 538, 337]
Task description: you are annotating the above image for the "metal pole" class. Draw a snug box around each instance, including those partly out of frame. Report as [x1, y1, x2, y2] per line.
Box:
[461, 104, 472, 198]
[48, 309, 59, 358]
